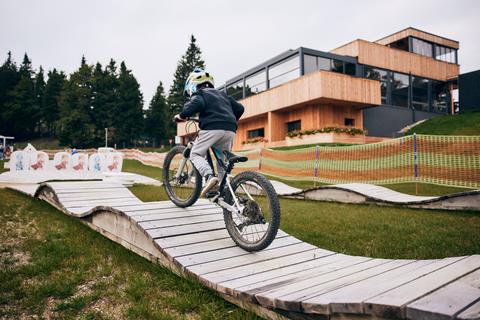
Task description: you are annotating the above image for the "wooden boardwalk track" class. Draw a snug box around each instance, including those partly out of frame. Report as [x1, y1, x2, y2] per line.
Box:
[7, 181, 480, 320]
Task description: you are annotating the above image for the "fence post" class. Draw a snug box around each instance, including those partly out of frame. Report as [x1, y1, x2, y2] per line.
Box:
[413, 133, 418, 194]
[314, 145, 319, 188]
[258, 148, 263, 172]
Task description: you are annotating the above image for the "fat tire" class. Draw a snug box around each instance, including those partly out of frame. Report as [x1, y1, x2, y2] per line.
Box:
[162, 146, 202, 207]
[223, 171, 281, 251]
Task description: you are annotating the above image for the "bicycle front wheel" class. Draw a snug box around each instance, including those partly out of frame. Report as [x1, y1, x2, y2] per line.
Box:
[223, 171, 281, 251]
[162, 146, 202, 207]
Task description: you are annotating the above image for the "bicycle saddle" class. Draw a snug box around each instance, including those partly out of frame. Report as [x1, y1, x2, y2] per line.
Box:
[223, 150, 248, 163]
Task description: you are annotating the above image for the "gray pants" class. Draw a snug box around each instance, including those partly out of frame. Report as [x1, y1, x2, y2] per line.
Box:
[190, 130, 235, 180]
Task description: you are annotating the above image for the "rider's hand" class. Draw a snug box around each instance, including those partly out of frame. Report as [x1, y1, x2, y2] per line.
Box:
[174, 114, 187, 122]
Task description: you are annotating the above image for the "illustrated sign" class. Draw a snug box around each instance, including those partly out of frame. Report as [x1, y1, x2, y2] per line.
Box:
[72, 153, 89, 172]
[53, 152, 72, 171]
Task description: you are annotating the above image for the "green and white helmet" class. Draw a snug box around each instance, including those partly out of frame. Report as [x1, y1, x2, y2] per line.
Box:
[184, 67, 215, 97]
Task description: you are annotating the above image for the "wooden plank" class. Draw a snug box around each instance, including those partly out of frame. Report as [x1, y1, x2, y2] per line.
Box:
[301, 258, 460, 315]
[457, 300, 480, 320]
[58, 191, 134, 200]
[269, 260, 414, 312]
[164, 232, 289, 258]
[186, 241, 316, 274]
[61, 195, 139, 204]
[147, 220, 226, 239]
[180, 237, 306, 270]
[365, 255, 480, 319]
[127, 203, 216, 217]
[254, 259, 393, 310]
[139, 213, 223, 230]
[133, 208, 222, 223]
[406, 268, 480, 320]
[203, 248, 334, 291]
[155, 229, 289, 249]
[54, 187, 127, 194]
[63, 199, 141, 208]
[231, 254, 371, 298]
[155, 229, 233, 249]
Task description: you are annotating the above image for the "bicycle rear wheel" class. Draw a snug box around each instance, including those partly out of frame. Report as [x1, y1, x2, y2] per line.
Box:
[223, 171, 281, 251]
[162, 146, 202, 207]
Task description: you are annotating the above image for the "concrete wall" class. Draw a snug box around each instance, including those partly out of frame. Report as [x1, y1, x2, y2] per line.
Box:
[363, 105, 445, 137]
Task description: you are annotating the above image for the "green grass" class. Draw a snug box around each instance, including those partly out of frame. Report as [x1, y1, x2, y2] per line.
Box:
[0, 160, 6, 174]
[382, 182, 473, 196]
[407, 111, 480, 136]
[128, 185, 480, 260]
[0, 189, 260, 319]
[123, 159, 163, 181]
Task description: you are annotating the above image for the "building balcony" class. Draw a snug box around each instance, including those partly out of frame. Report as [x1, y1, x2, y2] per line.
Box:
[239, 70, 381, 120]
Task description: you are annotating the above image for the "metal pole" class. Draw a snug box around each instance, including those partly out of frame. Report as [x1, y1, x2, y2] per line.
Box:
[105, 128, 108, 147]
[314, 145, 319, 188]
[413, 133, 418, 195]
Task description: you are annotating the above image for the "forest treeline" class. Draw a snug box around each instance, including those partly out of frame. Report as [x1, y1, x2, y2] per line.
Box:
[0, 35, 204, 148]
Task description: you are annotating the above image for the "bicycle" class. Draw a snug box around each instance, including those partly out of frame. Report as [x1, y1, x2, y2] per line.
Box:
[162, 119, 281, 252]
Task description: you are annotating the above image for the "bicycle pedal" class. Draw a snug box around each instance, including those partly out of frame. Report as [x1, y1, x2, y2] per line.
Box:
[205, 190, 219, 199]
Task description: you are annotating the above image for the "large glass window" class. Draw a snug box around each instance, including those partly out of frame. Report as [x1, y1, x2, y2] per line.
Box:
[331, 60, 344, 73]
[226, 79, 244, 100]
[304, 55, 317, 74]
[304, 55, 331, 74]
[344, 62, 356, 75]
[411, 38, 433, 58]
[391, 72, 409, 107]
[431, 81, 449, 113]
[435, 45, 457, 64]
[268, 55, 300, 88]
[286, 120, 301, 133]
[412, 76, 429, 111]
[247, 128, 265, 139]
[364, 67, 388, 104]
[245, 69, 266, 97]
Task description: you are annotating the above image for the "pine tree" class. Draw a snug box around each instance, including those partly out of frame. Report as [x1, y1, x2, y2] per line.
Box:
[168, 35, 205, 115]
[5, 54, 37, 139]
[0, 52, 20, 134]
[42, 68, 66, 135]
[145, 81, 171, 146]
[57, 56, 95, 147]
[113, 61, 144, 147]
[34, 66, 46, 134]
[91, 60, 119, 144]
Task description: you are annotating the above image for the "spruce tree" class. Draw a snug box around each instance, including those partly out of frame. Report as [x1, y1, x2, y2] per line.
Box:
[42, 68, 66, 135]
[5, 54, 37, 139]
[145, 81, 171, 146]
[168, 35, 205, 115]
[0, 52, 20, 134]
[57, 56, 95, 147]
[34, 66, 46, 134]
[91, 60, 119, 144]
[114, 61, 144, 147]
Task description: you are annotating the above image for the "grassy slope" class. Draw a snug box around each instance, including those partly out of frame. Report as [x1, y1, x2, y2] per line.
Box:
[0, 189, 259, 319]
[129, 185, 480, 259]
[407, 111, 480, 136]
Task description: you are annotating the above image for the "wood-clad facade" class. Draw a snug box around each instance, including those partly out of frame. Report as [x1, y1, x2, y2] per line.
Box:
[176, 27, 460, 147]
[330, 39, 459, 81]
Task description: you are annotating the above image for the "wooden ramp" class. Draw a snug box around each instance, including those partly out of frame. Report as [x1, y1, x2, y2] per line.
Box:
[269, 181, 480, 211]
[7, 181, 480, 320]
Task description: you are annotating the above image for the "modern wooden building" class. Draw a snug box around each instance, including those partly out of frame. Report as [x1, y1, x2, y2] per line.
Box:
[177, 27, 460, 150]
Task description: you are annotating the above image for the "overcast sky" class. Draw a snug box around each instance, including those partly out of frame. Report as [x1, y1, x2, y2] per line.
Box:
[1, 0, 479, 107]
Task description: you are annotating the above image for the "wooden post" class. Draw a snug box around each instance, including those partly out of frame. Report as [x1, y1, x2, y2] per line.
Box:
[414, 133, 418, 195]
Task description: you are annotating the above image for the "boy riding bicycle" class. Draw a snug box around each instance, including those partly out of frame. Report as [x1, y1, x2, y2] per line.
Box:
[174, 68, 245, 197]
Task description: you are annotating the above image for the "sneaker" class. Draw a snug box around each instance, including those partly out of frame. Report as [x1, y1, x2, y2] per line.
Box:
[201, 174, 219, 198]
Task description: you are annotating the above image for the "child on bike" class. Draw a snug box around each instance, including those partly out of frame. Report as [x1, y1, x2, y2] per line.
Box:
[174, 67, 245, 197]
